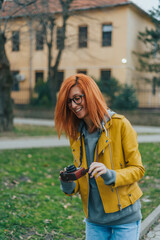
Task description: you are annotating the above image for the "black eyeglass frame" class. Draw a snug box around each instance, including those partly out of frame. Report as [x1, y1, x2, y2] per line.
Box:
[67, 94, 85, 106]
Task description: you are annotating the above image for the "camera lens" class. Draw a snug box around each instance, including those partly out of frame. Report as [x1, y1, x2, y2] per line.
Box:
[66, 165, 77, 173]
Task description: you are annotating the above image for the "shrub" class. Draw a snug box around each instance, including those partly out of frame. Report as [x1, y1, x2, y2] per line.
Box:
[96, 77, 121, 105]
[30, 80, 52, 107]
[112, 84, 138, 110]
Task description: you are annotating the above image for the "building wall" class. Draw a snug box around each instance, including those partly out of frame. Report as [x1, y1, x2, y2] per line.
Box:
[126, 6, 159, 107]
[126, 5, 154, 85]
[4, 4, 157, 106]
[6, 18, 31, 103]
[57, 5, 129, 82]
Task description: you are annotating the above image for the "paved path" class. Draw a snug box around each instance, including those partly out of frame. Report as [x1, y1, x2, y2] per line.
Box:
[0, 136, 69, 150]
[14, 118, 160, 133]
[0, 118, 160, 150]
[1, 133, 160, 150]
[140, 206, 160, 240]
[14, 118, 55, 127]
[144, 221, 160, 240]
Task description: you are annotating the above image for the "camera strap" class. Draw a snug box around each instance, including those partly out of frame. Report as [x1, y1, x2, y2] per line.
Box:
[96, 142, 99, 162]
[79, 130, 83, 167]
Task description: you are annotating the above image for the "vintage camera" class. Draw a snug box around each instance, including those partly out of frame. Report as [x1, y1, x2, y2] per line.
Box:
[60, 165, 88, 182]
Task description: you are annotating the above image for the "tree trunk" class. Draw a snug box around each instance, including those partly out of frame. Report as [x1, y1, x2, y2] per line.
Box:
[0, 32, 13, 132]
[50, 65, 58, 109]
[50, 15, 68, 109]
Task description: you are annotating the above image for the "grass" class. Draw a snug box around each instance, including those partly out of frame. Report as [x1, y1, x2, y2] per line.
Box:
[0, 124, 159, 138]
[0, 143, 160, 239]
[0, 125, 58, 137]
[138, 143, 160, 219]
[0, 147, 85, 240]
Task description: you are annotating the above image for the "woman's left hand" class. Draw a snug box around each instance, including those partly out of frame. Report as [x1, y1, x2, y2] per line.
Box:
[88, 162, 107, 179]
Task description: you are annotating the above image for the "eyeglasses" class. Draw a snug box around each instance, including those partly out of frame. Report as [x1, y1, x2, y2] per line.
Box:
[67, 94, 84, 106]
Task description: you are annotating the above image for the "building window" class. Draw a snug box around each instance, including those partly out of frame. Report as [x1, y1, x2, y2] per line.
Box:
[12, 71, 20, 91]
[57, 71, 64, 91]
[57, 27, 64, 49]
[12, 31, 20, 51]
[100, 70, 111, 83]
[78, 26, 88, 48]
[102, 24, 112, 47]
[35, 71, 44, 84]
[152, 77, 157, 95]
[36, 31, 44, 50]
[77, 70, 87, 75]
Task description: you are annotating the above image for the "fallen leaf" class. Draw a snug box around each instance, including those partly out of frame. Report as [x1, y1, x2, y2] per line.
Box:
[35, 231, 43, 236]
[44, 219, 52, 224]
[45, 195, 50, 200]
[27, 179, 32, 183]
[12, 180, 19, 185]
[12, 195, 17, 200]
[46, 175, 52, 179]
[37, 182, 43, 186]
[63, 203, 71, 209]
[43, 164, 49, 167]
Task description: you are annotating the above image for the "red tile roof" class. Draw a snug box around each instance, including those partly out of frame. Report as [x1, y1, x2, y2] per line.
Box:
[1, 0, 129, 18]
[71, 0, 129, 10]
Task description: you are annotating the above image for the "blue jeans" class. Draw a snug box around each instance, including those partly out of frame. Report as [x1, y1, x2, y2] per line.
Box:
[85, 220, 141, 240]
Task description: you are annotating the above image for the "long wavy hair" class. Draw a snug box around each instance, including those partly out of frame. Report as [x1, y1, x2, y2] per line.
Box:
[55, 74, 109, 139]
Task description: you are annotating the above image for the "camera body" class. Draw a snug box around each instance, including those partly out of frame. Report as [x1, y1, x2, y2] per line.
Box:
[60, 165, 88, 181]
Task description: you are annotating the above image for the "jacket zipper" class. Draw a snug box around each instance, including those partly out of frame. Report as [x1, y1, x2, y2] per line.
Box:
[74, 135, 90, 217]
[106, 127, 122, 211]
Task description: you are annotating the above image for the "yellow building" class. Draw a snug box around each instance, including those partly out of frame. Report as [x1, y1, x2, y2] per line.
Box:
[4, 0, 159, 107]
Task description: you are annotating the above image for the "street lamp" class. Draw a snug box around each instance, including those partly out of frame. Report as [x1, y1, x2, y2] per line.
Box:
[122, 58, 127, 64]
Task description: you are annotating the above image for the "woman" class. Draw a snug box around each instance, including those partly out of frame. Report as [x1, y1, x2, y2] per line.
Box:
[55, 74, 145, 240]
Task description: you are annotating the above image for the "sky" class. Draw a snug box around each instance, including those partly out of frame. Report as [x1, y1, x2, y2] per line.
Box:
[131, 0, 159, 12]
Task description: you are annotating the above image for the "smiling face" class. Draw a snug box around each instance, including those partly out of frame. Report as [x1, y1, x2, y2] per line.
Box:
[68, 85, 89, 122]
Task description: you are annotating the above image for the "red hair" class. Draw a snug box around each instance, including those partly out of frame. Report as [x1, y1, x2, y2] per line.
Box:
[55, 74, 109, 139]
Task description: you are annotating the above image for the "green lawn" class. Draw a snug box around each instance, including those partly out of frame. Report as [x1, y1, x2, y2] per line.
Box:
[0, 124, 159, 138]
[0, 143, 159, 239]
[0, 124, 58, 137]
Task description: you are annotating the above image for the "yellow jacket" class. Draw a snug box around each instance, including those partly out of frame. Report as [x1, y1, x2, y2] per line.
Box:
[68, 114, 145, 217]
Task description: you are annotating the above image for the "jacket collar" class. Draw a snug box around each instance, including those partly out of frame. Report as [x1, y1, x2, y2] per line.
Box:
[70, 118, 112, 160]
[70, 110, 115, 163]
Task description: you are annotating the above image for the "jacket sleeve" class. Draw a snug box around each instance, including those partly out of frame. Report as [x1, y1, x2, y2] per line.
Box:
[60, 180, 76, 194]
[61, 136, 80, 196]
[114, 117, 145, 188]
[63, 180, 80, 196]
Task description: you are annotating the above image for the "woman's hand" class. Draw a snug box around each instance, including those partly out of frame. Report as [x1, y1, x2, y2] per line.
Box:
[88, 162, 107, 180]
[59, 170, 63, 181]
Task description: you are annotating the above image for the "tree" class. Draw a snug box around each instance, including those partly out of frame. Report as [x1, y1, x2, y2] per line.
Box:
[0, 0, 74, 131]
[0, 0, 4, 10]
[0, 0, 40, 132]
[0, 33, 13, 131]
[135, 1, 160, 91]
[0, 2, 13, 131]
[14, 0, 74, 108]
[51, 0, 74, 108]
[32, 0, 74, 108]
